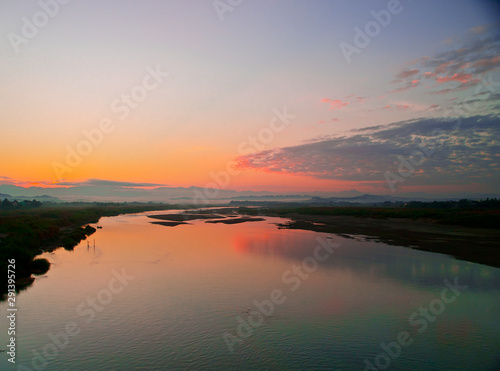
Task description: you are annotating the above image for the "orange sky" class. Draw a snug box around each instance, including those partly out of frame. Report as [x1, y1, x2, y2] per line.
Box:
[1, 1, 499, 196]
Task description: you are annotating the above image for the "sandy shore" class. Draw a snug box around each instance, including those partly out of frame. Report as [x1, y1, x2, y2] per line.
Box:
[271, 213, 500, 268]
[147, 212, 264, 225]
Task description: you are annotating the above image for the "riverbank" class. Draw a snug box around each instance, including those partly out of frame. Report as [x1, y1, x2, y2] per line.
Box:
[3, 202, 499, 300]
[147, 212, 265, 225]
[246, 206, 500, 268]
[0, 203, 175, 298]
[147, 205, 500, 267]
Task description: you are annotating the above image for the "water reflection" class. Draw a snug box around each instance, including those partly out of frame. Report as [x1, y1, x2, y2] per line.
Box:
[233, 227, 500, 291]
[0, 212, 498, 370]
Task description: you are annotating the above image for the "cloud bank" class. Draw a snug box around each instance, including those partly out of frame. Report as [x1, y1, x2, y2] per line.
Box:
[234, 115, 500, 190]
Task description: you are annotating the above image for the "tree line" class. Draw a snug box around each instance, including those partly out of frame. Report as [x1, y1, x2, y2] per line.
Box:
[401, 198, 500, 209]
[1, 198, 42, 210]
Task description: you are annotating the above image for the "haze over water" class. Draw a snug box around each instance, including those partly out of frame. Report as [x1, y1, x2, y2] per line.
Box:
[1, 210, 499, 370]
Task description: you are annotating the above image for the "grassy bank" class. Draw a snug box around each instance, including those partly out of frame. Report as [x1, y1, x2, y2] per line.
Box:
[240, 204, 500, 229]
[0, 203, 176, 298]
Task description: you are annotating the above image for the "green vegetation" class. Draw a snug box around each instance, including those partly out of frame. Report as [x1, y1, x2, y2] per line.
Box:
[1, 198, 42, 210]
[0, 202, 174, 299]
[245, 198, 500, 229]
[60, 225, 97, 249]
[2, 199, 498, 298]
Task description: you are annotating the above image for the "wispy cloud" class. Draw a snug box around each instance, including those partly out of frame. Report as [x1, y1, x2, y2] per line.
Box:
[389, 26, 500, 96]
[395, 69, 420, 80]
[388, 79, 420, 94]
[383, 104, 410, 111]
[321, 98, 349, 110]
[436, 73, 476, 84]
[344, 95, 366, 103]
[470, 24, 489, 35]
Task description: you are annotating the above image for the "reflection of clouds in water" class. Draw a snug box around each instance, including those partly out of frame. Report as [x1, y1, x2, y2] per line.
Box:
[235, 230, 500, 290]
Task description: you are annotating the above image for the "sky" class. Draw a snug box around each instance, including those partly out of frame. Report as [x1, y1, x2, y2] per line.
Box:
[0, 0, 499, 198]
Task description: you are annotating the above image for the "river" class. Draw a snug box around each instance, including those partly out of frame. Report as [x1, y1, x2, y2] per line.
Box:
[1, 210, 499, 370]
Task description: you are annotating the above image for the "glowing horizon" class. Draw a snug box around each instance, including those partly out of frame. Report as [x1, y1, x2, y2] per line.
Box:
[1, 1, 499, 197]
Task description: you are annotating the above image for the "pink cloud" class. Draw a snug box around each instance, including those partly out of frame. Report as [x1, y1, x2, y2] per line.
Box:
[388, 80, 420, 94]
[435, 61, 454, 74]
[473, 55, 500, 70]
[392, 31, 499, 98]
[382, 104, 409, 111]
[436, 73, 474, 84]
[432, 80, 479, 94]
[321, 98, 349, 110]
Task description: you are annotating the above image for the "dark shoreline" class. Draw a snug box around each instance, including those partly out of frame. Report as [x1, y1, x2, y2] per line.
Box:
[149, 206, 500, 268]
[2, 203, 499, 301]
[147, 212, 265, 225]
[263, 211, 500, 268]
[0, 203, 175, 299]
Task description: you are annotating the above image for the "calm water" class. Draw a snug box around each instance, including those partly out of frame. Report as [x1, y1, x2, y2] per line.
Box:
[1, 210, 499, 370]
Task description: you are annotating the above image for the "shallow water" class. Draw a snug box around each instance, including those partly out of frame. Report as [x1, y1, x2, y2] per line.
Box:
[1, 210, 499, 370]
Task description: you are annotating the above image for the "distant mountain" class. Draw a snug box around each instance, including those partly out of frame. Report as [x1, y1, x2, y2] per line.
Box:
[0, 184, 497, 204]
[320, 189, 364, 197]
[304, 193, 499, 205]
[0, 192, 61, 202]
[227, 195, 311, 201]
[0, 184, 348, 203]
[26, 195, 62, 202]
